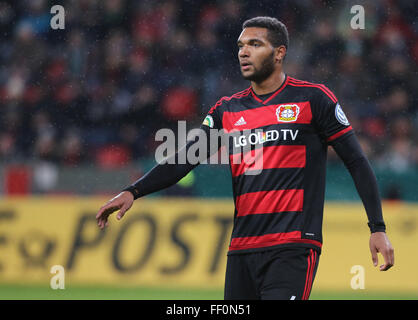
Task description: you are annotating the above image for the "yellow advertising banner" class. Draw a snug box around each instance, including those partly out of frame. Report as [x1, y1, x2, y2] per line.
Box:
[317, 201, 418, 293]
[0, 197, 234, 288]
[0, 197, 417, 293]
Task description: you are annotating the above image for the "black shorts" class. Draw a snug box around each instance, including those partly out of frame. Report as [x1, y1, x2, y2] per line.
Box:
[224, 246, 320, 300]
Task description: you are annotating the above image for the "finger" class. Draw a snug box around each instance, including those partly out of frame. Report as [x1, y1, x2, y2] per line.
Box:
[98, 216, 105, 229]
[96, 206, 106, 219]
[101, 216, 109, 229]
[117, 205, 128, 220]
[370, 247, 378, 267]
[97, 210, 108, 226]
[96, 204, 112, 219]
[379, 249, 393, 271]
[380, 263, 392, 271]
[97, 213, 102, 226]
[98, 213, 109, 229]
[97, 204, 120, 220]
[387, 248, 395, 270]
[390, 247, 395, 266]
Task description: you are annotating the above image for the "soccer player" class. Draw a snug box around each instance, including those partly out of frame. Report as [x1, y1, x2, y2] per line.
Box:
[96, 16, 394, 300]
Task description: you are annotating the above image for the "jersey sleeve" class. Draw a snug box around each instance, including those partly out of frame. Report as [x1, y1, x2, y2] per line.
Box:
[312, 86, 353, 144]
[123, 99, 227, 200]
[202, 98, 223, 130]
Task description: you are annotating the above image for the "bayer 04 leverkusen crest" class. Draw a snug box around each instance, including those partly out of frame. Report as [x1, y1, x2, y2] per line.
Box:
[276, 104, 300, 122]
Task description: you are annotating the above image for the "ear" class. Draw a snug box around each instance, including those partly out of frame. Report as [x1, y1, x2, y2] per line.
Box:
[275, 46, 287, 63]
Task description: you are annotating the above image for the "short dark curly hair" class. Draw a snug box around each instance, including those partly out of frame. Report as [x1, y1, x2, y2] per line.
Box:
[242, 16, 289, 49]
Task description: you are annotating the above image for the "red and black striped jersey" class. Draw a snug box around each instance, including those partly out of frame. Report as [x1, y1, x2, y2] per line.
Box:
[204, 75, 353, 254]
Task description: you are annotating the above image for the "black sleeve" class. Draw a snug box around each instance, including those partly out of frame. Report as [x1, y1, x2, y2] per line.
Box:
[122, 98, 225, 199]
[311, 86, 352, 143]
[331, 133, 386, 233]
[122, 125, 219, 199]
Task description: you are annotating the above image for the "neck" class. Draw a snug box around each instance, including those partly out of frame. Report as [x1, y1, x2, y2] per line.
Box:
[251, 70, 286, 95]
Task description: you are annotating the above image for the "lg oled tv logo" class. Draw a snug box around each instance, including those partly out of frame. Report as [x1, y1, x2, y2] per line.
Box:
[233, 129, 298, 148]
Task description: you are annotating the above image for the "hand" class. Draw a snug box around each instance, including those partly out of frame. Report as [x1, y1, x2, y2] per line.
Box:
[96, 191, 134, 229]
[369, 232, 394, 271]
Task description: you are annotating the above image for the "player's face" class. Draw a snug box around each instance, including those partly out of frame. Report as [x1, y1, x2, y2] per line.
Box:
[237, 27, 276, 82]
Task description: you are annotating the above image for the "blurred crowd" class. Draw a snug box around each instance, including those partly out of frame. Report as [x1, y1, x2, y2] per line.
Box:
[0, 0, 417, 173]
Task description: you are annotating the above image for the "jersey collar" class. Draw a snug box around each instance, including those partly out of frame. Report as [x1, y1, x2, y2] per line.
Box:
[250, 74, 289, 105]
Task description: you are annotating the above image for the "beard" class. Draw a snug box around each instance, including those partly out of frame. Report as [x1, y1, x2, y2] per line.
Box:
[241, 51, 275, 82]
